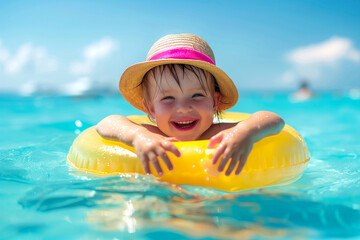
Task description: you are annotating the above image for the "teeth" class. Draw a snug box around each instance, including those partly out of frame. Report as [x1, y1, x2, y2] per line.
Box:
[175, 120, 194, 124]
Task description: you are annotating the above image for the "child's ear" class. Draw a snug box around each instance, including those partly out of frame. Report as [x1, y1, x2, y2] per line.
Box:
[213, 92, 222, 111]
[143, 99, 155, 119]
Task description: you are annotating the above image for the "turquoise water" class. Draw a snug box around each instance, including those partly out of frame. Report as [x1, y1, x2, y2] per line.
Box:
[1, 92, 360, 239]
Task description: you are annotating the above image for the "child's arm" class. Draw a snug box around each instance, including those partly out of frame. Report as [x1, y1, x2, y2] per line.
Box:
[207, 111, 285, 176]
[96, 115, 181, 176]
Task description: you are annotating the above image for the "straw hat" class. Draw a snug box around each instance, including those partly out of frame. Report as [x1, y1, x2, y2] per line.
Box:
[119, 33, 238, 112]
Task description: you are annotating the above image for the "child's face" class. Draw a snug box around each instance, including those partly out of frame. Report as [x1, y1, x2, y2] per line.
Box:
[144, 65, 220, 141]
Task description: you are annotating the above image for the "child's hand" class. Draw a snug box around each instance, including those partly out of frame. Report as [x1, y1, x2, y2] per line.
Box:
[133, 131, 181, 176]
[207, 123, 254, 176]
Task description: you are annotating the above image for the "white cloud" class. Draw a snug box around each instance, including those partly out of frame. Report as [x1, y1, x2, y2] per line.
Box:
[6, 44, 32, 73]
[288, 37, 360, 64]
[33, 47, 58, 73]
[282, 37, 360, 85]
[0, 41, 58, 74]
[63, 76, 92, 96]
[70, 37, 118, 75]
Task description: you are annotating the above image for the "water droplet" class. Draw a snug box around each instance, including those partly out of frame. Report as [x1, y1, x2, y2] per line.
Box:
[75, 120, 83, 127]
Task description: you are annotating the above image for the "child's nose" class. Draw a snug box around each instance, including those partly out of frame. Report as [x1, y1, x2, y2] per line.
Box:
[176, 100, 192, 113]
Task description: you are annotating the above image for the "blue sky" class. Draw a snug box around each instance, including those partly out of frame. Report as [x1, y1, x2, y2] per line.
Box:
[0, 0, 359, 95]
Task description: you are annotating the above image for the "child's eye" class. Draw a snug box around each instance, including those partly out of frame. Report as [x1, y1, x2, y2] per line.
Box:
[192, 93, 205, 98]
[161, 96, 175, 101]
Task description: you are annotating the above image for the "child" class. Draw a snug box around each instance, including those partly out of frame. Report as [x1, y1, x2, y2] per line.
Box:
[96, 33, 284, 177]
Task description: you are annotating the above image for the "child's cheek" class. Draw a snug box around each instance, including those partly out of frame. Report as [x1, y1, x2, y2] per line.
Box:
[154, 102, 174, 114]
[194, 98, 215, 110]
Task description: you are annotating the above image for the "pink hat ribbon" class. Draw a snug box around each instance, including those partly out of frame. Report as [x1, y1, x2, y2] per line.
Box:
[148, 47, 216, 65]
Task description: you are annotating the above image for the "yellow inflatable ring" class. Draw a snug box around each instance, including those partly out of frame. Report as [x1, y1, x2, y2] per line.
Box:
[67, 112, 310, 191]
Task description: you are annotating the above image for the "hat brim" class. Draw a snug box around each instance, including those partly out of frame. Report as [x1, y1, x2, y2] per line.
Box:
[119, 59, 238, 113]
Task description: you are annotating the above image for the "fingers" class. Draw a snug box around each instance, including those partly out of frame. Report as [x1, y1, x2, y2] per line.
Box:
[162, 141, 181, 158]
[141, 155, 152, 175]
[216, 146, 251, 176]
[148, 152, 163, 176]
[157, 150, 173, 171]
[207, 133, 223, 148]
[211, 144, 226, 164]
[217, 150, 232, 172]
[158, 141, 182, 171]
[225, 152, 241, 176]
[234, 155, 245, 175]
[141, 152, 171, 176]
[235, 149, 251, 175]
[141, 140, 181, 176]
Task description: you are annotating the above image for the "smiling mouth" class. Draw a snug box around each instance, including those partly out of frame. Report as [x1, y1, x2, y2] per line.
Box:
[171, 120, 198, 130]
